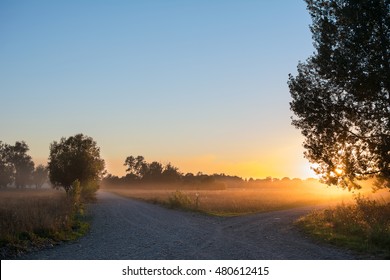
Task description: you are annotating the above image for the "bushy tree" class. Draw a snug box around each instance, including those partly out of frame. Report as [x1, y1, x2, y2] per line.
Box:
[0, 141, 35, 188]
[289, 0, 390, 189]
[48, 134, 105, 196]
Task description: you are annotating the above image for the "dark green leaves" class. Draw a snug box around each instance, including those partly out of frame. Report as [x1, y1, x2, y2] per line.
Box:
[48, 134, 105, 194]
[289, 0, 390, 189]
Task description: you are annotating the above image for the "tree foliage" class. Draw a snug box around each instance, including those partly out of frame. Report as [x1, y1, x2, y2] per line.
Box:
[289, 0, 390, 189]
[48, 134, 105, 195]
[0, 141, 34, 188]
[123, 155, 182, 182]
[0, 141, 14, 187]
[124, 155, 147, 179]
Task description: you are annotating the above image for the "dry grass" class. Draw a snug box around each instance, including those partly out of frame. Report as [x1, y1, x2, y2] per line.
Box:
[0, 188, 87, 258]
[102, 180, 385, 216]
[297, 195, 390, 258]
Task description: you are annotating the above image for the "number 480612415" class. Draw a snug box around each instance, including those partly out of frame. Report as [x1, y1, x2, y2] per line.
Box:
[214, 266, 269, 276]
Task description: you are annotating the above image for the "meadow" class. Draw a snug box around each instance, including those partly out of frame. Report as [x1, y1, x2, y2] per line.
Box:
[0, 188, 88, 258]
[102, 179, 386, 216]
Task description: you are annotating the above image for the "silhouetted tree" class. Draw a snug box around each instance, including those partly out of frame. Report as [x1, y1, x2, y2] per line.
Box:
[162, 163, 181, 182]
[124, 155, 136, 174]
[124, 155, 148, 179]
[143, 161, 163, 180]
[8, 141, 34, 188]
[48, 134, 105, 196]
[289, 0, 390, 189]
[32, 164, 48, 188]
[0, 141, 14, 187]
[124, 157, 184, 183]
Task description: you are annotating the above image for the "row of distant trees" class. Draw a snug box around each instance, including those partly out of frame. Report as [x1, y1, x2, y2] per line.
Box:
[0, 141, 48, 188]
[122, 155, 182, 182]
[103, 155, 235, 187]
[104, 162, 242, 188]
[104, 163, 314, 187]
[103, 155, 311, 188]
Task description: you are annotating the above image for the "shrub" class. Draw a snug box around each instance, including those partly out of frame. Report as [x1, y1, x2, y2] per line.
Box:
[167, 190, 193, 210]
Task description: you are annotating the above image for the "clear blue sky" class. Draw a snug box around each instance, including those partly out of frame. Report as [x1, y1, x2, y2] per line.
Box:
[0, 0, 315, 178]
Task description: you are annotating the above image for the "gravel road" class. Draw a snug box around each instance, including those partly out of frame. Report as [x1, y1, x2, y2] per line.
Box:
[20, 191, 356, 260]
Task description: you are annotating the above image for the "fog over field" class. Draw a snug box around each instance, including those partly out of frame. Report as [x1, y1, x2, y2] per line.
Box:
[102, 178, 390, 216]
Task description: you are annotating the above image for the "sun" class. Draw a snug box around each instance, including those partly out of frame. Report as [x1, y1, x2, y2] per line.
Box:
[335, 167, 344, 176]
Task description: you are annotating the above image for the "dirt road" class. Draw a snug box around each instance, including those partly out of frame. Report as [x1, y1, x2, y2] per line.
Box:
[20, 191, 355, 259]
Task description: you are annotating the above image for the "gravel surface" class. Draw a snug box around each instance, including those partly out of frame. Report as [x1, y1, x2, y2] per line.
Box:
[20, 191, 356, 260]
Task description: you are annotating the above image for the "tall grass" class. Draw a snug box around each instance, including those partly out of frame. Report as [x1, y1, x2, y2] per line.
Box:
[297, 195, 390, 258]
[0, 188, 88, 258]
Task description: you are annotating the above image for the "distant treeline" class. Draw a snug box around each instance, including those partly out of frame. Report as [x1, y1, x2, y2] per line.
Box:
[103, 155, 243, 189]
[103, 155, 316, 189]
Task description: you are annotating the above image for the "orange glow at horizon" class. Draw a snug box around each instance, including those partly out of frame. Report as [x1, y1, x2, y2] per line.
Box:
[104, 154, 318, 180]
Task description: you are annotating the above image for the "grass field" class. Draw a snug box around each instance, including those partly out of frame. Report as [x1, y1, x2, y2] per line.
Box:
[102, 179, 374, 216]
[0, 188, 88, 258]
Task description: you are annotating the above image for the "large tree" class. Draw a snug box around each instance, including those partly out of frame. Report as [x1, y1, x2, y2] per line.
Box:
[289, 0, 389, 189]
[48, 134, 105, 195]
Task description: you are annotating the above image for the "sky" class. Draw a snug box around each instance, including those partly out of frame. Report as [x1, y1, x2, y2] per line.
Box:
[0, 0, 316, 179]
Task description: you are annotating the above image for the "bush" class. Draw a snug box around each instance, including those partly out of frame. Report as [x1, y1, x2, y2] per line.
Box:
[167, 190, 193, 210]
